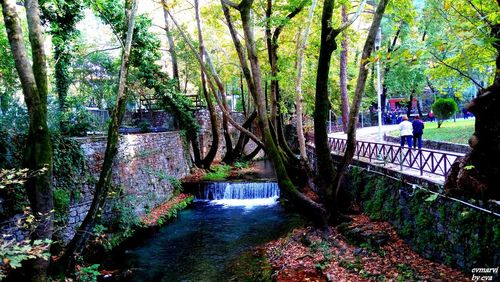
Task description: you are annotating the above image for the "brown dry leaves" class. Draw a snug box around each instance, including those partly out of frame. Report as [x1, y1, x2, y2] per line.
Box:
[264, 215, 467, 282]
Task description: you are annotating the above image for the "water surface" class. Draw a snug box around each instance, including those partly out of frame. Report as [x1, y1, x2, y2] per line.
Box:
[118, 194, 301, 281]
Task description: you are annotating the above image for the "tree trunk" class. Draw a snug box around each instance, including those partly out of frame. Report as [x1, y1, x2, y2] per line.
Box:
[333, 0, 389, 207]
[265, 0, 277, 128]
[194, 0, 231, 163]
[59, 0, 138, 271]
[221, 0, 327, 224]
[240, 72, 247, 116]
[339, 5, 350, 133]
[407, 91, 414, 118]
[295, 0, 318, 161]
[445, 18, 500, 199]
[194, 0, 219, 168]
[167, 6, 264, 149]
[265, 1, 305, 158]
[381, 26, 401, 119]
[314, 0, 339, 209]
[162, 0, 180, 91]
[2, 0, 53, 279]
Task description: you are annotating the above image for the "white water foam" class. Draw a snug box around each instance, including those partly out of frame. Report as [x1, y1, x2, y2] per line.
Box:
[194, 182, 280, 208]
[209, 196, 279, 209]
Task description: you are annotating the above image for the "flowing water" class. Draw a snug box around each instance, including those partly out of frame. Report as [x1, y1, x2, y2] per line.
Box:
[116, 181, 302, 282]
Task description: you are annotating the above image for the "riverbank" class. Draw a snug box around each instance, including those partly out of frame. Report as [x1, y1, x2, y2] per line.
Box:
[259, 214, 467, 281]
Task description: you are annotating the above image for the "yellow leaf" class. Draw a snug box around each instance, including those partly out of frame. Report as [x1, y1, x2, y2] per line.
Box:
[443, 1, 451, 10]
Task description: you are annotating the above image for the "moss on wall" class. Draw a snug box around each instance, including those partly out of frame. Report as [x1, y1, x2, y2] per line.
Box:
[349, 167, 500, 271]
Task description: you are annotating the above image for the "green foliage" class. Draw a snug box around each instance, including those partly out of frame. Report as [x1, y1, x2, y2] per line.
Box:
[167, 176, 183, 194]
[60, 104, 98, 137]
[53, 188, 70, 220]
[396, 263, 418, 281]
[0, 237, 51, 279]
[432, 98, 458, 127]
[76, 264, 100, 282]
[52, 135, 89, 196]
[204, 164, 231, 181]
[233, 161, 250, 170]
[73, 51, 119, 111]
[148, 195, 193, 227]
[138, 120, 151, 133]
[0, 106, 28, 168]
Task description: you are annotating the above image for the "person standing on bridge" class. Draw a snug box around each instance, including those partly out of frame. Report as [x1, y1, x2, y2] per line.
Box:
[399, 115, 413, 148]
[412, 115, 425, 149]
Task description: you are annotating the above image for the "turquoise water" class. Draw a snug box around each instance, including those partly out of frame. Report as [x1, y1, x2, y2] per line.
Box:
[118, 184, 301, 281]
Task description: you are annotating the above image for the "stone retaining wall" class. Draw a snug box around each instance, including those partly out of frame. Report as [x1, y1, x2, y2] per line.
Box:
[195, 109, 263, 161]
[346, 166, 500, 271]
[1, 132, 191, 243]
[305, 148, 499, 272]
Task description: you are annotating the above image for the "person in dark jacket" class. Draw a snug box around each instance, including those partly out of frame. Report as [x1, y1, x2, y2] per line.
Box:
[412, 115, 425, 149]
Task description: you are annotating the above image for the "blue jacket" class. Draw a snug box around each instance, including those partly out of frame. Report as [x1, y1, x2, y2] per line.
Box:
[412, 120, 424, 135]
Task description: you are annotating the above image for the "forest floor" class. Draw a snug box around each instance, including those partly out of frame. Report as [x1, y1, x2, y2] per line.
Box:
[259, 214, 467, 282]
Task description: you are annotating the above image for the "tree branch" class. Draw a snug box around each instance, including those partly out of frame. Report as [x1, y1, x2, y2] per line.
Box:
[429, 51, 485, 90]
[221, 0, 240, 9]
[165, 7, 265, 148]
[336, 0, 368, 33]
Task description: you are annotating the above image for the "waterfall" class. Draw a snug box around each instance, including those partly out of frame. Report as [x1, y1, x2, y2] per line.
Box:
[193, 182, 280, 207]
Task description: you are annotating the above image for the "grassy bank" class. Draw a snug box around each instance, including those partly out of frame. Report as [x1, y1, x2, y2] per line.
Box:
[389, 119, 474, 144]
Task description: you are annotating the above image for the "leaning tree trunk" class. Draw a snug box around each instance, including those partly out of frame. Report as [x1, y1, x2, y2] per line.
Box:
[445, 19, 500, 200]
[1, 0, 53, 280]
[59, 0, 138, 271]
[265, 0, 305, 160]
[194, 0, 219, 168]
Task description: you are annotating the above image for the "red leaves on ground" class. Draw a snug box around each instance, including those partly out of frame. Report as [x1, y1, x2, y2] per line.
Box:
[141, 193, 192, 227]
[263, 215, 467, 282]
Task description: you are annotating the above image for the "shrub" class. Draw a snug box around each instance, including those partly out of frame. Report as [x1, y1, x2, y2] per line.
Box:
[431, 98, 458, 128]
[204, 164, 231, 181]
[138, 120, 151, 133]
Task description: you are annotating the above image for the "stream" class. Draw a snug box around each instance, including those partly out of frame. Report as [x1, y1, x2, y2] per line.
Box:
[115, 182, 302, 281]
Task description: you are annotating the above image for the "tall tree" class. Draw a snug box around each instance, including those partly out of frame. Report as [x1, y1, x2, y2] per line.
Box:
[339, 4, 350, 133]
[265, 0, 306, 157]
[40, 0, 83, 132]
[1, 0, 53, 279]
[333, 0, 389, 206]
[444, 0, 500, 200]
[313, 0, 366, 215]
[193, 0, 220, 168]
[220, 0, 384, 225]
[295, 0, 318, 161]
[59, 0, 138, 270]
[162, 0, 180, 90]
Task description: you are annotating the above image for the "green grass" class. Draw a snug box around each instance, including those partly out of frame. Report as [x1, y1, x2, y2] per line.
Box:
[203, 164, 231, 181]
[389, 119, 474, 144]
